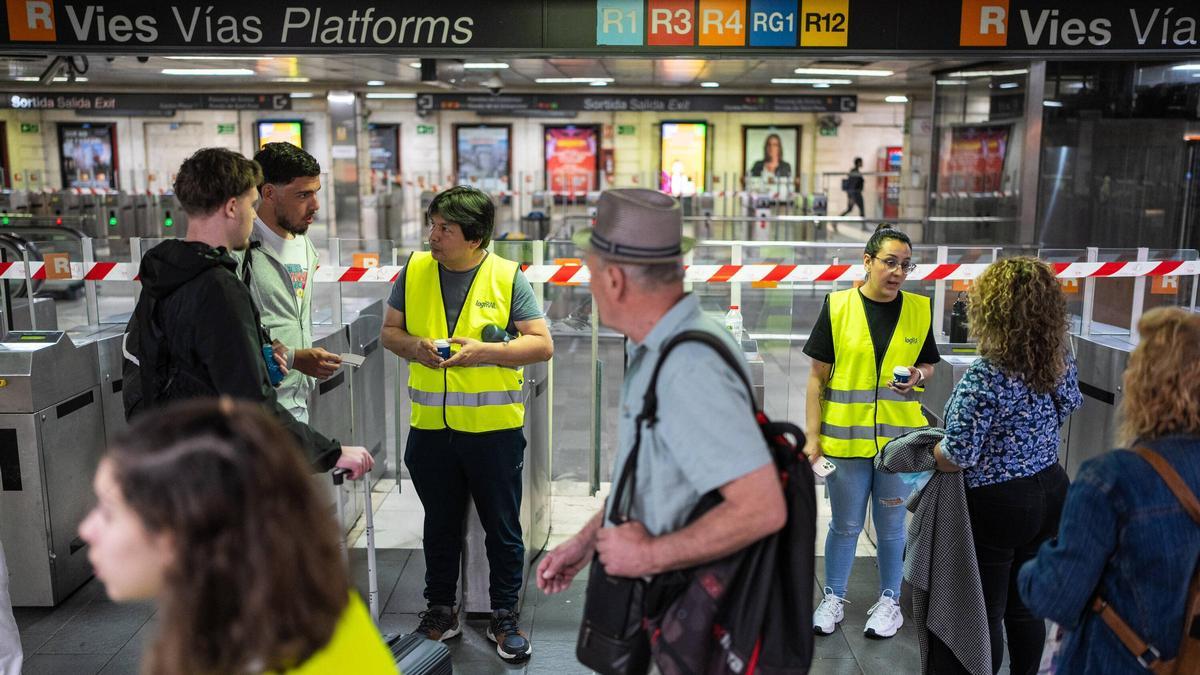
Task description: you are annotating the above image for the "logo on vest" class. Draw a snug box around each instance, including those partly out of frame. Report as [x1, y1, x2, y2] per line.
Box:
[475, 299, 498, 310]
[904, 336, 919, 345]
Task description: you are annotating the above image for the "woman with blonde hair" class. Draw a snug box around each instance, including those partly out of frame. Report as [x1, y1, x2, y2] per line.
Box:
[78, 398, 395, 674]
[1019, 307, 1200, 673]
[931, 257, 1082, 674]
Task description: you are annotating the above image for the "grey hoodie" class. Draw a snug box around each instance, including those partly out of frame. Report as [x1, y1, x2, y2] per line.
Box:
[238, 218, 319, 423]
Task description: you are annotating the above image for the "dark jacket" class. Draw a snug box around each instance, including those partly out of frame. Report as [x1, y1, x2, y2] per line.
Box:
[122, 239, 340, 472]
[1018, 435, 1200, 674]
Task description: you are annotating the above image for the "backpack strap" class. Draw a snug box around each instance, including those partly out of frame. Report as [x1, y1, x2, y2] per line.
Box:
[607, 330, 755, 525]
[1090, 446, 1200, 673]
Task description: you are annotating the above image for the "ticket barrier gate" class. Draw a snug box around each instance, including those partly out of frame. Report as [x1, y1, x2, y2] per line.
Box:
[1060, 334, 1132, 479]
[460, 359, 552, 615]
[65, 324, 129, 449]
[348, 299, 388, 486]
[307, 323, 362, 534]
[0, 331, 106, 606]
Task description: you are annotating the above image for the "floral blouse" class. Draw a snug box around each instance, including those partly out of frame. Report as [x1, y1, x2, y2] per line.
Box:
[942, 355, 1083, 488]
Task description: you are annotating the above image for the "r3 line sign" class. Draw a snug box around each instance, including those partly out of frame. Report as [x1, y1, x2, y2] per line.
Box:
[1, 0, 1199, 55]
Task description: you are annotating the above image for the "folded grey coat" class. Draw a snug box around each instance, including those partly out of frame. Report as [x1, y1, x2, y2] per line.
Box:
[876, 427, 990, 675]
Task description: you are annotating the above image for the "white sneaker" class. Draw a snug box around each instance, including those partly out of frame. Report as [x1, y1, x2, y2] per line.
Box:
[812, 587, 845, 635]
[864, 590, 903, 639]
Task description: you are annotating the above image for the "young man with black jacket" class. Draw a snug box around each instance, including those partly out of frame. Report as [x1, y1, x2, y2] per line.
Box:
[122, 147, 372, 478]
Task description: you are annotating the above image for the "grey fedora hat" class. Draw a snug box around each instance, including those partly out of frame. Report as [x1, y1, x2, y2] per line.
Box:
[572, 188, 695, 264]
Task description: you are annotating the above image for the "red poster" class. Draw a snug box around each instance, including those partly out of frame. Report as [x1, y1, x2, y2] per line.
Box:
[938, 125, 1010, 193]
[545, 126, 598, 195]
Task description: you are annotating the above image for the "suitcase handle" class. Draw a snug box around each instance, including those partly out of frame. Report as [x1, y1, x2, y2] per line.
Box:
[331, 467, 352, 485]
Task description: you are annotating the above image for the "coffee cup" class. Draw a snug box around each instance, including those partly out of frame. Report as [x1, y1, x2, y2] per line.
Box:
[434, 339, 452, 360]
[892, 365, 912, 385]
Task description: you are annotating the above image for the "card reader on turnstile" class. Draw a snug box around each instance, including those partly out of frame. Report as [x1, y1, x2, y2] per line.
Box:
[0, 331, 105, 606]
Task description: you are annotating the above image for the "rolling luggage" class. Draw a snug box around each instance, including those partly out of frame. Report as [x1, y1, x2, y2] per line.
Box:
[333, 468, 454, 673]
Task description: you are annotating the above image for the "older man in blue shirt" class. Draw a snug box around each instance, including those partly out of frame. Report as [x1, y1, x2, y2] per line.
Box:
[537, 188, 785, 599]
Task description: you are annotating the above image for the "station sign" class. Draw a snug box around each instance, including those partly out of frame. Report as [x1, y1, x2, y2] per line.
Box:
[0, 92, 290, 111]
[417, 93, 856, 115]
[0, 1, 1197, 55]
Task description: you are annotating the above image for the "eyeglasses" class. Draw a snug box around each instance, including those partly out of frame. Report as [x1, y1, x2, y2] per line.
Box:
[871, 256, 918, 274]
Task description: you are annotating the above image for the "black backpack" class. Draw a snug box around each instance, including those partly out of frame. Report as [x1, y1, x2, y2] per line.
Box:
[593, 330, 817, 675]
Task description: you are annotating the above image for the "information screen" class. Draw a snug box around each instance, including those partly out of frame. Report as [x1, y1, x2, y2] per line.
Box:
[256, 120, 304, 149]
[58, 123, 117, 189]
[659, 122, 707, 196]
[545, 125, 599, 195]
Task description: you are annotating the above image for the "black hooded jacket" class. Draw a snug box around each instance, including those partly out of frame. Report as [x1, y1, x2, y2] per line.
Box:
[122, 239, 340, 472]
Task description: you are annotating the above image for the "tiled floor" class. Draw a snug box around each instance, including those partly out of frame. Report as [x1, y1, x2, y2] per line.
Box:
[13, 487, 994, 675]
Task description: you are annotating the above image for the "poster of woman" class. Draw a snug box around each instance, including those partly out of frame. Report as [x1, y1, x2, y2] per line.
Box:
[743, 126, 799, 196]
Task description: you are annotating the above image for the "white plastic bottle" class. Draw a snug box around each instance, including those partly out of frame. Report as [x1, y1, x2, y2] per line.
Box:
[724, 305, 744, 343]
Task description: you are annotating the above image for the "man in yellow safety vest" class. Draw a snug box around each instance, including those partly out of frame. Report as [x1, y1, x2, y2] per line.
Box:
[381, 186, 553, 662]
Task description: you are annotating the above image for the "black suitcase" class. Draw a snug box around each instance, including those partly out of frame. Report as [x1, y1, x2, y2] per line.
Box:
[388, 633, 453, 675]
[334, 469, 453, 673]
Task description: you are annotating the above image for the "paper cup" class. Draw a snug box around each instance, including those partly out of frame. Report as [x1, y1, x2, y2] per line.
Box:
[892, 366, 911, 384]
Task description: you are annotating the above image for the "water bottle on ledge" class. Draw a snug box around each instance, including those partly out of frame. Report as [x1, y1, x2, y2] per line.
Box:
[724, 305, 744, 343]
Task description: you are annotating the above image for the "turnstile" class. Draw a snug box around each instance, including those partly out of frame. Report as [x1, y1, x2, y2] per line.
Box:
[348, 300, 387, 486]
[460, 359, 552, 615]
[0, 331, 105, 606]
[1061, 334, 1132, 478]
[307, 323, 361, 533]
[65, 324, 129, 448]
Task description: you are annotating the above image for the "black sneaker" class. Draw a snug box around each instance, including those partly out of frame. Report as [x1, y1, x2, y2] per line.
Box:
[487, 608, 532, 661]
[414, 605, 462, 642]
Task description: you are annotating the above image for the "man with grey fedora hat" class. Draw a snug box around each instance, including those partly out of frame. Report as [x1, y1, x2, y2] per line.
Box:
[540, 188, 787, 634]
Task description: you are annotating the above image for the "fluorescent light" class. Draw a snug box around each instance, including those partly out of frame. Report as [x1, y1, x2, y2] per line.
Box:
[1172, 64, 1200, 71]
[589, 81, 608, 87]
[999, 82, 1020, 89]
[273, 77, 310, 83]
[365, 92, 417, 99]
[161, 68, 255, 76]
[290, 92, 315, 98]
[813, 83, 831, 88]
[463, 63, 509, 69]
[885, 95, 909, 103]
[164, 56, 272, 61]
[16, 76, 87, 82]
[700, 81, 720, 88]
[945, 68, 1029, 78]
[937, 79, 968, 85]
[793, 67, 892, 77]
[327, 92, 356, 104]
[1043, 100, 1064, 107]
[366, 80, 384, 86]
[771, 78, 852, 85]
[535, 77, 614, 84]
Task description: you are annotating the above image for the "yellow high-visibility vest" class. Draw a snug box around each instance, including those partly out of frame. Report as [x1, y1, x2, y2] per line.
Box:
[405, 251, 524, 432]
[819, 289, 930, 458]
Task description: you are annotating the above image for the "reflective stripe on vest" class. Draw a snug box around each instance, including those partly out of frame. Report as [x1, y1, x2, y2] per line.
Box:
[819, 289, 931, 458]
[405, 251, 524, 432]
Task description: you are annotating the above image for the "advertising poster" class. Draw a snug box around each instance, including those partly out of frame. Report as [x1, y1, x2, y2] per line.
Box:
[660, 121, 707, 196]
[58, 123, 117, 189]
[455, 125, 510, 192]
[743, 125, 799, 196]
[545, 125, 599, 195]
[938, 125, 1010, 193]
[257, 120, 304, 149]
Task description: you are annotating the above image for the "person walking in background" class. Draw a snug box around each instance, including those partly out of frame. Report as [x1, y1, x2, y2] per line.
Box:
[78, 398, 395, 674]
[840, 157, 865, 219]
[931, 257, 1082, 675]
[1020, 307, 1200, 674]
[804, 224, 940, 638]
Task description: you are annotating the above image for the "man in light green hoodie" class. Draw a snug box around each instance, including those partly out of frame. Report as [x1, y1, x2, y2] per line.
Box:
[241, 142, 341, 424]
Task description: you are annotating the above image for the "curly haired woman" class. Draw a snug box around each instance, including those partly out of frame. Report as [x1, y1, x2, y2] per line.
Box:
[1019, 307, 1200, 674]
[929, 257, 1083, 675]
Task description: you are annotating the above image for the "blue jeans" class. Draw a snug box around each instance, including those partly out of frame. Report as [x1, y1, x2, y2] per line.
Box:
[823, 456, 908, 599]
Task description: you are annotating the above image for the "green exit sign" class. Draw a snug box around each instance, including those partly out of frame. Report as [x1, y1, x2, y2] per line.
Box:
[19, 123, 38, 133]
[416, 124, 436, 135]
[217, 123, 236, 134]
[819, 126, 838, 137]
[617, 125, 636, 135]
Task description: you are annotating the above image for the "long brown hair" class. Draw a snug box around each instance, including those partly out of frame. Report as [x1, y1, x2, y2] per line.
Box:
[1120, 307, 1200, 445]
[106, 398, 348, 675]
[968, 257, 1069, 394]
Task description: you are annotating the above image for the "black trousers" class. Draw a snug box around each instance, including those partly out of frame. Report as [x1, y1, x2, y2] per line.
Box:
[405, 426, 526, 611]
[928, 463, 1069, 675]
[840, 191, 864, 217]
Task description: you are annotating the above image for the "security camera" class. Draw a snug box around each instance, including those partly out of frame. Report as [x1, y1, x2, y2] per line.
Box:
[137, 56, 149, 63]
[481, 75, 504, 96]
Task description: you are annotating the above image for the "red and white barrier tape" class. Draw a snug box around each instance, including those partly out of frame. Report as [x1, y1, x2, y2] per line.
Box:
[12, 260, 1200, 284]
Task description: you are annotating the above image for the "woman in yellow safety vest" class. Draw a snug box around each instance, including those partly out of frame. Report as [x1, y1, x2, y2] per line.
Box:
[803, 224, 940, 639]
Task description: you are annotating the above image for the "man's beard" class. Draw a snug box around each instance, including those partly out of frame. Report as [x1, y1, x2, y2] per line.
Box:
[279, 213, 312, 235]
